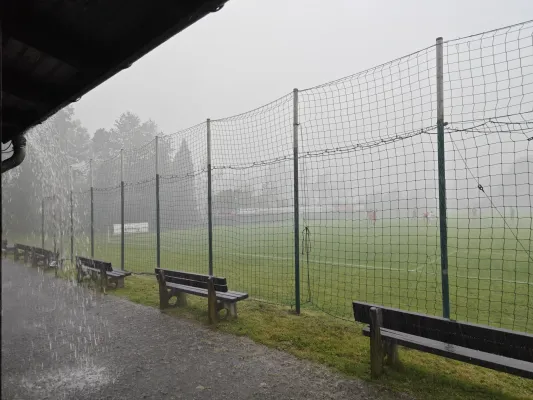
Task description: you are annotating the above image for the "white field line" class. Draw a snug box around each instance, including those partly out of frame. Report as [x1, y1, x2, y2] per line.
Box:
[228, 252, 532, 285]
[422, 271, 533, 286]
[228, 252, 414, 272]
[415, 249, 460, 272]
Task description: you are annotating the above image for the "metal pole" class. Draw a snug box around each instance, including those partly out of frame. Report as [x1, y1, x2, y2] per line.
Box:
[207, 119, 213, 276]
[59, 199, 63, 259]
[293, 88, 301, 315]
[121, 149, 125, 271]
[70, 167, 74, 264]
[90, 159, 94, 258]
[41, 198, 45, 249]
[436, 37, 450, 319]
[155, 136, 161, 269]
[70, 190, 74, 264]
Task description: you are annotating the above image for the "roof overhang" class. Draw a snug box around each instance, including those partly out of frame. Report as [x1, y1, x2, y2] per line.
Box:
[1, 0, 228, 143]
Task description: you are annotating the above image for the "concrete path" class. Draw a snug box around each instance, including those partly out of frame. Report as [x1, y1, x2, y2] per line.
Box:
[1, 259, 398, 400]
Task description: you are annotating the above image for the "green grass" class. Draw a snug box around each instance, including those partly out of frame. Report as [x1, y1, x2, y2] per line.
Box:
[13, 215, 533, 332]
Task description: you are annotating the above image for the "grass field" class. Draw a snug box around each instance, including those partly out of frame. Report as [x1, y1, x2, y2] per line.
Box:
[17, 214, 533, 332]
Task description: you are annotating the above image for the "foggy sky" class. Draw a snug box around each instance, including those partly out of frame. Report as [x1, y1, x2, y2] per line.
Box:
[72, 0, 533, 136]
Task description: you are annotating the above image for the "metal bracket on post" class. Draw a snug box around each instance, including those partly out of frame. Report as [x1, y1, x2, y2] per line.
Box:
[155, 136, 161, 270]
[293, 88, 301, 315]
[436, 37, 450, 319]
[120, 149, 125, 271]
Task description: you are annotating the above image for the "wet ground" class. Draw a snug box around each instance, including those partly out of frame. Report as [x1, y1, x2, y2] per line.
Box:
[1, 259, 400, 400]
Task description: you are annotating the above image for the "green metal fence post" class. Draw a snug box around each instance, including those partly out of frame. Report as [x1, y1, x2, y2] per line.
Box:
[436, 37, 450, 319]
[70, 166, 74, 264]
[120, 149, 125, 271]
[41, 198, 45, 249]
[90, 159, 94, 258]
[70, 189, 74, 264]
[207, 119, 213, 277]
[155, 136, 161, 269]
[293, 88, 301, 315]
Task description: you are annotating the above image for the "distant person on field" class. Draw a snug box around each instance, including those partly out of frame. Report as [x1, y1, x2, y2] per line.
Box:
[423, 211, 431, 225]
[368, 210, 377, 226]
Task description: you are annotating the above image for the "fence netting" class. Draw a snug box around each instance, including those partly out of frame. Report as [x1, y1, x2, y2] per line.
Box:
[158, 124, 208, 275]
[442, 23, 533, 332]
[19, 20, 532, 333]
[72, 190, 91, 259]
[211, 95, 295, 306]
[299, 44, 441, 318]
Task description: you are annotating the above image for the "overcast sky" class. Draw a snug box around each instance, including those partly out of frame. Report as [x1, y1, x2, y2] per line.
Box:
[73, 0, 533, 135]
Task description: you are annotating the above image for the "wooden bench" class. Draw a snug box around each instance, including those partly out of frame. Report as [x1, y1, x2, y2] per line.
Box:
[14, 243, 34, 264]
[353, 301, 533, 379]
[155, 268, 248, 320]
[32, 247, 59, 269]
[2, 239, 15, 258]
[76, 256, 131, 290]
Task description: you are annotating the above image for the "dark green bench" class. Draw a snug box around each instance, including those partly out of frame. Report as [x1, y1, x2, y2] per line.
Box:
[2, 239, 15, 258]
[353, 301, 533, 379]
[32, 247, 59, 268]
[76, 255, 131, 290]
[155, 268, 248, 320]
[13, 243, 33, 263]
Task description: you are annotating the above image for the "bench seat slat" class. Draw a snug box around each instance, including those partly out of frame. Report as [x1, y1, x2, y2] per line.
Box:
[362, 327, 533, 379]
[110, 271, 131, 277]
[165, 282, 248, 302]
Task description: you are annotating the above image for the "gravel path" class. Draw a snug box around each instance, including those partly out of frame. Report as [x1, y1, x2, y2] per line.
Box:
[1, 259, 399, 400]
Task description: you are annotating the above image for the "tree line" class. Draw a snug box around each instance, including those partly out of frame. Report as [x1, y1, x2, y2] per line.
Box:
[2, 107, 199, 236]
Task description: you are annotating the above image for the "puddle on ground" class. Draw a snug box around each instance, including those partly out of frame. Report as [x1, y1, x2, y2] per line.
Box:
[20, 360, 111, 396]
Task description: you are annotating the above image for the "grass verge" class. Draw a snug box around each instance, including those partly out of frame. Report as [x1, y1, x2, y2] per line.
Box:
[75, 273, 531, 400]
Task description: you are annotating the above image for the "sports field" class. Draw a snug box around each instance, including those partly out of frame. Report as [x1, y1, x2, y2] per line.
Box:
[18, 213, 532, 333]
[58, 213, 528, 333]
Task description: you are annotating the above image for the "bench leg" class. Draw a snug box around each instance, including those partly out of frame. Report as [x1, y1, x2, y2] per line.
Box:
[207, 277, 218, 324]
[176, 292, 187, 306]
[100, 271, 107, 293]
[14, 249, 19, 262]
[369, 307, 384, 378]
[226, 302, 238, 319]
[115, 277, 125, 288]
[384, 341, 400, 368]
[159, 287, 169, 309]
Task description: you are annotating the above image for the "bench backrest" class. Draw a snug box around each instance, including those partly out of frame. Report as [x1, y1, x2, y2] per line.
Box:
[33, 247, 56, 257]
[15, 243, 33, 251]
[353, 301, 533, 362]
[76, 256, 112, 272]
[155, 268, 228, 292]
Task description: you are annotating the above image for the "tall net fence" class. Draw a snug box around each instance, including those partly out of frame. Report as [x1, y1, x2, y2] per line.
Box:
[298, 44, 442, 319]
[72, 190, 91, 259]
[158, 123, 208, 275]
[211, 95, 295, 305]
[442, 24, 533, 332]
[25, 20, 532, 333]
